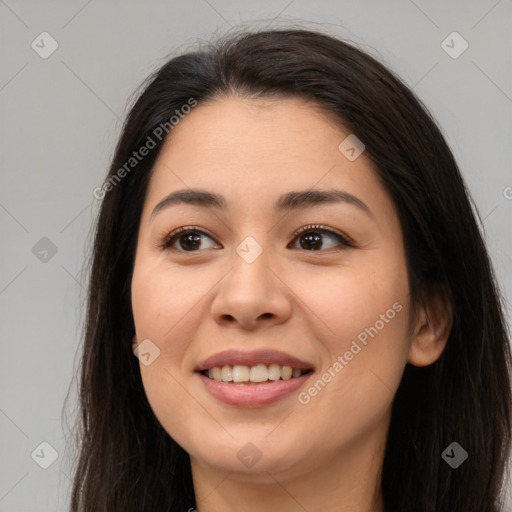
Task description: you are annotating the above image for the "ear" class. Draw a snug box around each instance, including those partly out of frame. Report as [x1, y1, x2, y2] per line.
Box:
[407, 287, 453, 367]
[132, 335, 138, 351]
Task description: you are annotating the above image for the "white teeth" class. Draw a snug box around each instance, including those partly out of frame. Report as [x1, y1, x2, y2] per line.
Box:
[281, 365, 293, 380]
[212, 367, 222, 381]
[221, 365, 233, 382]
[268, 363, 281, 381]
[233, 365, 250, 382]
[250, 364, 268, 382]
[204, 363, 309, 383]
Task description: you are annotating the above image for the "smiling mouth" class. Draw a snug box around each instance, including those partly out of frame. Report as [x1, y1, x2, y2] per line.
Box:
[201, 363, 312, 384]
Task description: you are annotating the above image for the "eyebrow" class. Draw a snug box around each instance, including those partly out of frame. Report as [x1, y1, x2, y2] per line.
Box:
[150, 188, 372, 222]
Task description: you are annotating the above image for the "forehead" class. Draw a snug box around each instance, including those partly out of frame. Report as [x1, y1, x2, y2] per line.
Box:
[143, 95, 391, 219]
[157, 95, 347, 163]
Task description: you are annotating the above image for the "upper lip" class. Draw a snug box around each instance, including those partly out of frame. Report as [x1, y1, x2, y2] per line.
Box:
[195, 349, 315, 372]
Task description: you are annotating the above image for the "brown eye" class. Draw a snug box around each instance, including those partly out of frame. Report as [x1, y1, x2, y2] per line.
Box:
[289, 225, 354, 251]
[161, 227, 220, 252]
[160, 224, 354, 253]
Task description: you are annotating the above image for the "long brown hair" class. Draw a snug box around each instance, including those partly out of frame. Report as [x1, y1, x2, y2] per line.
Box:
[67, 28, 512, 511]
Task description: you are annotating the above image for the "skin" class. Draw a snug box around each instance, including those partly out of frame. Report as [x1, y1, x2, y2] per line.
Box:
[130, 96, 452, 512]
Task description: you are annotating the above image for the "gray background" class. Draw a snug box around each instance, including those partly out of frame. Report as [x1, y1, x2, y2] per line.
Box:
[1, 0, 511, 510]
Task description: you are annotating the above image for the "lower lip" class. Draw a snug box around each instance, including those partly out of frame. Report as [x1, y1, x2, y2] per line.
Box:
[197, 372, 312, 407]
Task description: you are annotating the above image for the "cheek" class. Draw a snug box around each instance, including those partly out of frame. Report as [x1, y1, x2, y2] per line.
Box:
[131, 261, 207, 442]
[130, 258, 219, 426]
[292, 261, 408, 343]
[296, 283, 410, 449]
[131, 258, 207, 346]
[137, 362, 205, 454]
[293, 259, 410, 401]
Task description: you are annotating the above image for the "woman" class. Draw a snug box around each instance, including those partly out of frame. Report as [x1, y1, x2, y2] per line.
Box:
[69, 28, 512, 511]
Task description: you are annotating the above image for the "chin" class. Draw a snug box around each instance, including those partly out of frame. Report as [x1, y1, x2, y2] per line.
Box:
[188, 432, 306, 477]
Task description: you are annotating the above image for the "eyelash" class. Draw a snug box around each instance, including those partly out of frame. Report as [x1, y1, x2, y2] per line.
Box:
[159, 224, 355, 252]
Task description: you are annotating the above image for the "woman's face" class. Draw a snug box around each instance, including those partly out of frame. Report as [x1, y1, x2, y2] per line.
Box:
[131, 96, 415, 483]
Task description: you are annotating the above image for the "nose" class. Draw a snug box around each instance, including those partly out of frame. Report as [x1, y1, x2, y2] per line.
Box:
[210, 244, 292, 331]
